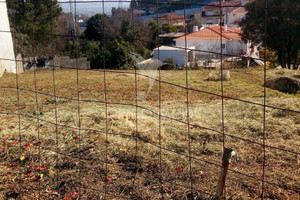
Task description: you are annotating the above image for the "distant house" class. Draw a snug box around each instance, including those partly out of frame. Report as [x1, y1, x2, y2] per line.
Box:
[147, 7, 158, 15]
[174, 25, 246, 57]
[133, 9, 146, 18]
[156, 14, 185, 26]
[78, 19, 88, 33]
[226, 7, 246, 27]
[197, 1, 242, 26]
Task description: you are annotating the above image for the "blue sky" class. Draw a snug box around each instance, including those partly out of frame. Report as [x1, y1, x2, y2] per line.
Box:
[59, 0, 130, 15]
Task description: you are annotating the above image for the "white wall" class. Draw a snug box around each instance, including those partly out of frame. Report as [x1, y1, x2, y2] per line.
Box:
[0, 0, 16, 77]
[226, 39, 247, 55]
[226, 12, 245, 25]
[176, 39, 225, 56]
[153, 48, 187, 67]
[176, 39, 246, 57]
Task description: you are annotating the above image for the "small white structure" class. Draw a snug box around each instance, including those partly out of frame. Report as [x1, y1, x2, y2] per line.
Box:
[0, 0, 16, 77]
[153, 46, 195, 67]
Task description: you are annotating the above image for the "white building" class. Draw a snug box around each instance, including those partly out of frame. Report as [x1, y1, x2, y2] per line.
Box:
[153, 46, 195, 67]
[174, 25, 246, 58]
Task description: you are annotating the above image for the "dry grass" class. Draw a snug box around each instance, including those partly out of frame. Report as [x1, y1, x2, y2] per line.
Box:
[0, 68, 299, 199]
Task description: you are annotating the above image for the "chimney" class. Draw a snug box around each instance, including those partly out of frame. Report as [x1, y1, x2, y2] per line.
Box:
[224, 24, 228, 31]
[193, 25, 199, 32]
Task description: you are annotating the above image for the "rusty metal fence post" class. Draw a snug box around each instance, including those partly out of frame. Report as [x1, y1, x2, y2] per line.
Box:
[214, 148, 236, 200]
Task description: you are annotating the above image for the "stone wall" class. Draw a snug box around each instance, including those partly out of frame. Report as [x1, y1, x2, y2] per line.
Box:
[52, 56, 90, 70]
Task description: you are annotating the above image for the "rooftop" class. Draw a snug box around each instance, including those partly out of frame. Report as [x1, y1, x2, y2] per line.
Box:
[204, 1, 241, 10]
[159, 32, 185, 38]
[174, 25, 243, 41]
[154, 45, 194, 51]
[157, 14, 185, 21]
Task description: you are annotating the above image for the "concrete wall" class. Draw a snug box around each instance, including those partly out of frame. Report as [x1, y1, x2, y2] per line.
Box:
[53, 56, 90, 70]
[0, 0, 16, 77]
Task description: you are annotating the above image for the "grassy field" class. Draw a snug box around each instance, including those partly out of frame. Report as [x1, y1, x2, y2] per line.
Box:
[0, 68, 299, 199]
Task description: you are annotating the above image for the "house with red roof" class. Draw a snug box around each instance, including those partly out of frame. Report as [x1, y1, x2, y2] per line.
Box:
[156, 14, 185, 26]
[174, 25, 246, 57]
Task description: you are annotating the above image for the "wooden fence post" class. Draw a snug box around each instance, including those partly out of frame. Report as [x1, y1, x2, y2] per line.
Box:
[214, 148, 236, 200]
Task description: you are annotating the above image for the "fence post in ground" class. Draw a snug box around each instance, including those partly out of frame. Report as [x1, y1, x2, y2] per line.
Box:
[214, 148, 236, 200]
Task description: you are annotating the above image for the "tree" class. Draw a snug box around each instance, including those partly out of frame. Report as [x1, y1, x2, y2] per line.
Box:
[7, 0, 62, 55]
[82, 40, 105, 68]
[84, 14, 116, 42]
[161, 23, 178, 33]
[240, 0, 300, 69]
[106, 39, 135, 69]
[83, 14, 134, 69]
[83, 13, 153, 69]
[111, 7, 131, 26]
[120, 20, 135, 43]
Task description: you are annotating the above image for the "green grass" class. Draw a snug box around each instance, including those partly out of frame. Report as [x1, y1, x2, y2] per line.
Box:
[0, 68, 299, 199]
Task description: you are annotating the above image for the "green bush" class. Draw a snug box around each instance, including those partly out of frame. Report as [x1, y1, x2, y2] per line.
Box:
[160, 57, 176, 70]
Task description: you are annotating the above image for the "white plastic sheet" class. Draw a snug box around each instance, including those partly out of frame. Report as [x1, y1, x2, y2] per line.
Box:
[0, 0, 16, 77]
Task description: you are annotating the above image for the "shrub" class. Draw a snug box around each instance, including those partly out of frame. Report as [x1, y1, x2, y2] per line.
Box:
[160, 57, 176, 70]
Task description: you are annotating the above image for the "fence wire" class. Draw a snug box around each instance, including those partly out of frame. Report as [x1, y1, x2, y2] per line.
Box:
[0, 0, 299, 200]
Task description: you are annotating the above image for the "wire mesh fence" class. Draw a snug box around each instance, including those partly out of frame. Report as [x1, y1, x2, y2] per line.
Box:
[0, 0, 299, 199]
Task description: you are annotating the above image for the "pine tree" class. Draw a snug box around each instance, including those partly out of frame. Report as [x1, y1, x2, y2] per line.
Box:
[7, 0, 62, 55]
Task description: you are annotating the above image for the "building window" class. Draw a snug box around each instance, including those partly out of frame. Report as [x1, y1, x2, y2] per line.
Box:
[206, 19, 213, 24]
[206, 11, 213, 16]
[222, 44, 226, 49]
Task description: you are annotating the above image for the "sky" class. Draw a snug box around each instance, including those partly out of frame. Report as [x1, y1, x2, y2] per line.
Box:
[59, 0, 130, 15]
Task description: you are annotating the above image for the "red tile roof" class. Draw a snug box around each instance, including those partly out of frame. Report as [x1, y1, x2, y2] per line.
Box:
[158, 14, 185, 21]
[174, 25, 243, 41]
[204, 1, 241, 10]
